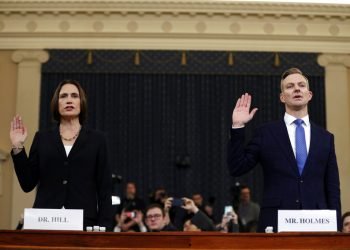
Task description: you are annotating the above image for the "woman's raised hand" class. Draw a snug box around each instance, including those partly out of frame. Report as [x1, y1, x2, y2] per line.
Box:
[10, 115, 28, 148]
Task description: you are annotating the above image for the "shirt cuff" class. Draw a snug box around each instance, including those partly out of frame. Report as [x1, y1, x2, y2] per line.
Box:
[232, 125, 245, 129]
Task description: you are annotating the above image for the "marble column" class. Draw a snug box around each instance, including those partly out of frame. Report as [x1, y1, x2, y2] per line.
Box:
[10, 50, 49, 228]
[318, 53, 350, 214]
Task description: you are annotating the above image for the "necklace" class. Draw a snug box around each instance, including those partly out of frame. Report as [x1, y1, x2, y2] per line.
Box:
[60, 126, 81, 141]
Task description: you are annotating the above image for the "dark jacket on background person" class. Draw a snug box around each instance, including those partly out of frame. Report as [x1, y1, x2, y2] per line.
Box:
[191, 210, 216, 231]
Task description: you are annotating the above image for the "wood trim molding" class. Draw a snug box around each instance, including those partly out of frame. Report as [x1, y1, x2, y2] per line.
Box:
[1, 1, 349, 17]
[0, 0, 349, 52]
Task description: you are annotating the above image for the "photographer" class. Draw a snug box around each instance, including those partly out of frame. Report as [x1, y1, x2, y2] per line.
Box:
[113, 209, 147, 232]
[165, 197, 215, 231]
[216, 210, 239, 233]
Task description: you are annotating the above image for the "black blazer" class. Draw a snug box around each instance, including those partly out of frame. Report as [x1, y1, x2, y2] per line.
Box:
[228, 120, 341, 232]
[12, 126, 113, 230]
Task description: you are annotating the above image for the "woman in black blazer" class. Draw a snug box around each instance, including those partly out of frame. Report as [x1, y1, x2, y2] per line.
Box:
[10, 80, 113, 230]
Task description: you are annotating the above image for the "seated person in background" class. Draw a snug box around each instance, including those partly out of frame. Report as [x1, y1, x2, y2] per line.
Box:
[342, 211, 350, 233]
[165, 197, 216, 231]
[149, 187, 169, 206]
[115, 182, 145, 230]
[114, 210, 147, 232]
[192, 193, 206, 212]
[145, 204, 177, 232]
[116, 182, 145, 216]
[238, 185, 260, 232]
[216, 210, 239, 233]
[192, 193, 216, 222]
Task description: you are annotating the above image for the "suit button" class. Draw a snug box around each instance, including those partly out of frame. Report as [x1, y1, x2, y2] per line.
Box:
[300, 180, 303, 183]
[63, 180, 68, 185]
[296, 199, 299, 203]
[64, 161, 68, 166]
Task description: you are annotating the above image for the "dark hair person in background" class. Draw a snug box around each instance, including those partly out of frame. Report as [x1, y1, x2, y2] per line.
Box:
[342, 211, 350, 233]
[10, 80, 113, 230]
[228, 68, 341, 232]
[238, 185, 260, 232]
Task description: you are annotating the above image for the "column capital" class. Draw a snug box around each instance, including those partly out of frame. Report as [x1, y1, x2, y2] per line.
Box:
[11, 50, 49, 64]
[317, 53, 350, 68]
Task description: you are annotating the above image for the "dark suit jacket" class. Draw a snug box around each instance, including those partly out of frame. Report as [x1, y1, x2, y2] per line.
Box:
[227, 120, 341, 232]
[12, 126, 113, 230]
[191, 210, 216, 231]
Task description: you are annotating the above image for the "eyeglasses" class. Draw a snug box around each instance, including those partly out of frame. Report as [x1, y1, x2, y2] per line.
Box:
[145, 214, 162, 220]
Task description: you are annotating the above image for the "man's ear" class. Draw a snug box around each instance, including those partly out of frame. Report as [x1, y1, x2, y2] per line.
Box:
[308, 90, 313, 101]
[280, 92, 285, 103]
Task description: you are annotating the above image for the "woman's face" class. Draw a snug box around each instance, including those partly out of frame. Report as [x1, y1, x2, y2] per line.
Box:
[58, 83, 81, 120]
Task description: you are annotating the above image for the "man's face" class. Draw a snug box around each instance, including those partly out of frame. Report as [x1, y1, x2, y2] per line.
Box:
[240, 188, 251, 203]
[145, 208, 165, 231]
[192, 194, 203, 207]
[280, 73, 312, 111]
[343, 215, 350, 233]
[126, 183, 136, 199]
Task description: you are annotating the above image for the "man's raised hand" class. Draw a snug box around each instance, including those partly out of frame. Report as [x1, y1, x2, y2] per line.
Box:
[232, 93, 258, 127]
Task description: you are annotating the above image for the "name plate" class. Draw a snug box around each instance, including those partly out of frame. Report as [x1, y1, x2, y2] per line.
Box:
[278, 210, 337, 232]
[23, 208, 83, 231]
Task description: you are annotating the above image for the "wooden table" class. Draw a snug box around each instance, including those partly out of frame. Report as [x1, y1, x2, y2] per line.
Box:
[0, 230, 349, 249]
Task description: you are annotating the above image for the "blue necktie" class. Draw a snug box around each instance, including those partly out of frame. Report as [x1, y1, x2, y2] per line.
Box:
[294, 119, 307, 175]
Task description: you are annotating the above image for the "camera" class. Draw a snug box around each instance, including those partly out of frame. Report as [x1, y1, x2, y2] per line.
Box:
[172, 198, 184, 207]
[125, 211, 136, 218]
[224, 205, 233, 215]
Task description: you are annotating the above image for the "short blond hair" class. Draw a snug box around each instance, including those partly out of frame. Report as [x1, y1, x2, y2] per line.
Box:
[280, 68, 309, 91]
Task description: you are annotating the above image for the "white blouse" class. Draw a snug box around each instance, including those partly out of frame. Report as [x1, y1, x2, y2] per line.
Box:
[64, 145, 73, 157]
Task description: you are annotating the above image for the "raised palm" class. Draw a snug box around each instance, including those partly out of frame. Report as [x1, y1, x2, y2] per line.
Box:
[232, 93, 258, 127]
[10, 115, 28, 147]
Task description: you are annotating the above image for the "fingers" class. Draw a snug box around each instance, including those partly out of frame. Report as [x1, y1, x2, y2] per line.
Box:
[234, 97, 240, 109]
[22, 125, 27, 136]
[235, 93, 251, 109]
[246, 94, 251, 108]
[242, 93, 249, 107]
[182, 197, 191, 204]
[16, 115, 20, 129]
[12, 115, 23, 130]
[11, 116, 19, 131]
[19, 116, 24, 130]
[250, 108, 258, 118]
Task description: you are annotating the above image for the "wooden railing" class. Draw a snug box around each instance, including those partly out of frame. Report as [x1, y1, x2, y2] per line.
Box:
[0, 230, 349, 250]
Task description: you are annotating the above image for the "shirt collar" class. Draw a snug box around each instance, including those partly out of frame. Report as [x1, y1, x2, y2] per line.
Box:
[284, 113, 310, 127]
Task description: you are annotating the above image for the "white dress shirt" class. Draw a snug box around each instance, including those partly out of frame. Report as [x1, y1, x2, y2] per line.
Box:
[284, 113, 311, 157]
[64, 145, 73, 157]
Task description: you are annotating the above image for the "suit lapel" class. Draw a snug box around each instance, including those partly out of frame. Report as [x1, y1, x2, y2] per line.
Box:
[68, 126, 88, 159]
[269, 120, 300, 176]
[51, 126, 67, 159]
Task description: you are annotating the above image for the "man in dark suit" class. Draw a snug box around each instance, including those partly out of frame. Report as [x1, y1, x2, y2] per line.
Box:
[228, 68, 341, 232]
